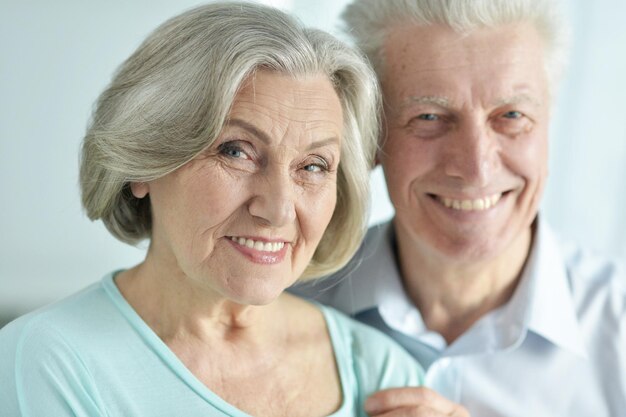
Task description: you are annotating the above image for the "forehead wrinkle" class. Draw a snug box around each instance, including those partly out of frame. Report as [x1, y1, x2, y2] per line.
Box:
[251, 85, 338, 110]
[268, 101, 344, 147]
[232, 76, 343, 150]
[244, 91, 342, 127]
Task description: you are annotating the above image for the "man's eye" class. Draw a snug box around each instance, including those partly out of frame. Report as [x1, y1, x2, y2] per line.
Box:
[418, 113, 439, 121]
[405, 113, 449, 139]
[502, 111, 523, 119]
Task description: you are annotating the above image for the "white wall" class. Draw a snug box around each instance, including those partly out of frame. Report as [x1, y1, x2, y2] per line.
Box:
[543, 1, 626, 256]
[1, 1, 624, 317]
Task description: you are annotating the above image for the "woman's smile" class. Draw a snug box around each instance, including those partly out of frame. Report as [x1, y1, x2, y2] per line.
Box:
[227, 235, 290, 264]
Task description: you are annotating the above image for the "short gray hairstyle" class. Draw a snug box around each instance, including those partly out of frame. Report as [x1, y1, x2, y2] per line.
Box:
[80, 1, 380, 280]
[342, 0, 570, 89]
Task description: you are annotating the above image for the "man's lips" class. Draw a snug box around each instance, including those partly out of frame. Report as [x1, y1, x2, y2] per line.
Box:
[428, 191, 510, 211]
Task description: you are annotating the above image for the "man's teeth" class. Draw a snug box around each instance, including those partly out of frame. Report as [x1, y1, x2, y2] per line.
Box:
[230, 237, 285, 252]
[440, 194, 502, 211]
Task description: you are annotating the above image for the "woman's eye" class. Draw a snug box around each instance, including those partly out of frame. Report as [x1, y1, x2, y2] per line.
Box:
[302, 157, 329, 173]
[218, 141, 250, 159]
[303, 164, 322, 172]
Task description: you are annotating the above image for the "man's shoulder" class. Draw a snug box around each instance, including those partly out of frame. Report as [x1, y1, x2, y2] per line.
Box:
[290, 221, 398, 312]
[325, 220, 395, 282]
[537, 221, 625, 295]
[560, 239, 626, 313]
[540, 225, 626, 352]
[562, 240, 625, 283]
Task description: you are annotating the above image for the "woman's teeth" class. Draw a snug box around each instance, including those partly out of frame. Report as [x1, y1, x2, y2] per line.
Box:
[230, 237, 285, 252]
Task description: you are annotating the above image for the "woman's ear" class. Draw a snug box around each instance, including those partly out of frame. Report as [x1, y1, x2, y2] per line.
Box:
[130, 182, 149, 198]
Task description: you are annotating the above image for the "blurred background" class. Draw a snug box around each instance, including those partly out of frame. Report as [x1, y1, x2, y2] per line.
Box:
[1, 0, 625, 328]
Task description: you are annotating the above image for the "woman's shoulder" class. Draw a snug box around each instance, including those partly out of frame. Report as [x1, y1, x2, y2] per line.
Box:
[317, 304, 425, 388]
[281, 295, 422, 374]
[0, 273, 121, 360]
[319, 304, 408, 354]
[0, 276, 117, 416]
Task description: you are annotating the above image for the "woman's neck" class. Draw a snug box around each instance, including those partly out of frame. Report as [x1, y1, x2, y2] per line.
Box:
[114, 257, 280, 347]
[114, 260, 342, 417]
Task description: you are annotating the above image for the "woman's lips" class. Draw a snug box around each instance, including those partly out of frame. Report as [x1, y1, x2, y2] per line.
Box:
[226, 236, 289, 264]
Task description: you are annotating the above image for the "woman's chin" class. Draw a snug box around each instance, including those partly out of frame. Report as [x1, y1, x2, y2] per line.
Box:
[222, 283, 288, 307]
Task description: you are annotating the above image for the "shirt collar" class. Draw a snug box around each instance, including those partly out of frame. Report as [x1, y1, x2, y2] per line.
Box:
[447, 218, 588, 357]
[359, 218, 587, 358]
[361, 223, 441, 344]
[519, 218, 588, 358]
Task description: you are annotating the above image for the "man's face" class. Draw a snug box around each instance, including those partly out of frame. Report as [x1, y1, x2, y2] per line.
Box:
[380, 23, 550, 265]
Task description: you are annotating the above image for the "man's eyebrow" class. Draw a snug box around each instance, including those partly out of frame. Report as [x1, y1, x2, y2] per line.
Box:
[404, 95, 451, 108]
[401, 94, 543, 109]
[493, 94, 542, 107]
[226, 118, 270, 144]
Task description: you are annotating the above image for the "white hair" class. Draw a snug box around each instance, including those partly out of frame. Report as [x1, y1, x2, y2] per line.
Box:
[80, 1, 380, 280]
[342, 0, 570, 89]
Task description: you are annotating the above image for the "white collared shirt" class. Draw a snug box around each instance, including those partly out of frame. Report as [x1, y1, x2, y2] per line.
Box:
[292, 219, 626, 417]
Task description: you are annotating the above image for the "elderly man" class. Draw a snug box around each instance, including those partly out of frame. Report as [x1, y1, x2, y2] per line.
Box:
[294, 1, 626, 416]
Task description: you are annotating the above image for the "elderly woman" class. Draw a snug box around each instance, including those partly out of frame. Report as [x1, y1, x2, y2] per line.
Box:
[0, 2, 424, 417]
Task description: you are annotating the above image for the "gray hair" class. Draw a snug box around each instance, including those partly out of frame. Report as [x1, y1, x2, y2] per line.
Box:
[80, 1, 380, 280]
[342, 0, 570, 89]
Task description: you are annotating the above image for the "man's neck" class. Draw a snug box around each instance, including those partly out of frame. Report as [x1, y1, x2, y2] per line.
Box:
[396, 224, 533, 345]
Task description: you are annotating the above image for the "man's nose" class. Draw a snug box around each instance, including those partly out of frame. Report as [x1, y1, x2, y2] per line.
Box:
[247, 165, 297, 227]
[443, 120, 499, 186]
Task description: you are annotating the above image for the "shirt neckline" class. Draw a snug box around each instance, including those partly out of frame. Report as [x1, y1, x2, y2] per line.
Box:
[101, 271, 352, 416]
[360, 218, 587, 357]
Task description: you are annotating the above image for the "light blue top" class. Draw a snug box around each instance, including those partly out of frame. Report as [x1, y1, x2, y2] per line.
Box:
[293, 219, 626, 417]
[0, 272, 424, 417]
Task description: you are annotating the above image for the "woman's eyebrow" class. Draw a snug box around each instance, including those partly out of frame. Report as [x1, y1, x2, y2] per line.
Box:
[227, 117, 339, 150]
[306, 137, 340, 151]
[226, 118, 271, 144]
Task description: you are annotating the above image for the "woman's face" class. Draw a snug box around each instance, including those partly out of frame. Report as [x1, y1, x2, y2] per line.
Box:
[134, 71, 344, 305]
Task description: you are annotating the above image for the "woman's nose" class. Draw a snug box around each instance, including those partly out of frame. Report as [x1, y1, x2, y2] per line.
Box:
[247, 166, 297, 227]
